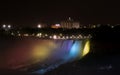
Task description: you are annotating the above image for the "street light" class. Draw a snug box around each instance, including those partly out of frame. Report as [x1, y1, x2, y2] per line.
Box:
[8, 25, 11, 28]
[53, 35, 57, 39]
[37, 24, 41, 28]
[2, 24, 6, 28]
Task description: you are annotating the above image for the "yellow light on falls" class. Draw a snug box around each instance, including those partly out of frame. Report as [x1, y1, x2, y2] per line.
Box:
[31, 40, 57, 63]
[82, 40, 90, 56]
[32, 45, 49, 63]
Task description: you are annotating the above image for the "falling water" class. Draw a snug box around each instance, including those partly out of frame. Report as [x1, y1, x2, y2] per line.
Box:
[0, 37, 90, 74]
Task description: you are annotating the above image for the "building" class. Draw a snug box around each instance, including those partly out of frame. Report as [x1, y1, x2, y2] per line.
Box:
[60, 17, 80, 29]
[51, 24, 61, 29]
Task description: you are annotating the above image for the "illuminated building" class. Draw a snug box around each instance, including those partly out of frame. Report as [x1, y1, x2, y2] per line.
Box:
[51, 24, 61, 29]
[60, 17, 80, 29]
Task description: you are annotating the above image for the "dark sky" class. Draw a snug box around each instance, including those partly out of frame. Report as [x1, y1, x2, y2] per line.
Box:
[0, 0, 120, 26]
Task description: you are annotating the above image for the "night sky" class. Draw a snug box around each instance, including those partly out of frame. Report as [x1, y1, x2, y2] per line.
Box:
[0, 0, 120, 26]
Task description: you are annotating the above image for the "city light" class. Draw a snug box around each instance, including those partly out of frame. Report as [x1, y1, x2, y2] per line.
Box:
[2, 24, 11, 29]
[70, 36, 72, 39]
[24, 34, 29, 36]
[37, 24, 41, 28]
[45, 34, 48, 36]
[59, 33, 62, 36]
[37, 33, 42, 37]
[18, 34, 21, 36]
[77, 36, 79, 39]
[11, 33, 14, 35]
[32, 34, 35, 36]
[111, 26, 114, 28]
[49, 36, 52, 39]
[53, 35, 57, 39]
[8, 25, 11, 28]
[2, 24, 6, 28]
[55, 24, 60, 26]
[57, 36, 61, 39]
[66, 36, 69, 39]
[9, 32, 91, 39]
[62, 36, 65, 39]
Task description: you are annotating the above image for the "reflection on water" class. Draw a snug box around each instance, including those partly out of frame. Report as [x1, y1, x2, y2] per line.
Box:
[0, 37, 90, 74]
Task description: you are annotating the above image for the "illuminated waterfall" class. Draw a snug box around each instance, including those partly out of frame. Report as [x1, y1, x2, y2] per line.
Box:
[32, 39, 90, 74]
[0, 38, 90, 74]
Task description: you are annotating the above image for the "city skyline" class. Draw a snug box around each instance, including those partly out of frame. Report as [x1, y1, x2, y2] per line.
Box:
[0, 1, 120, 26]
